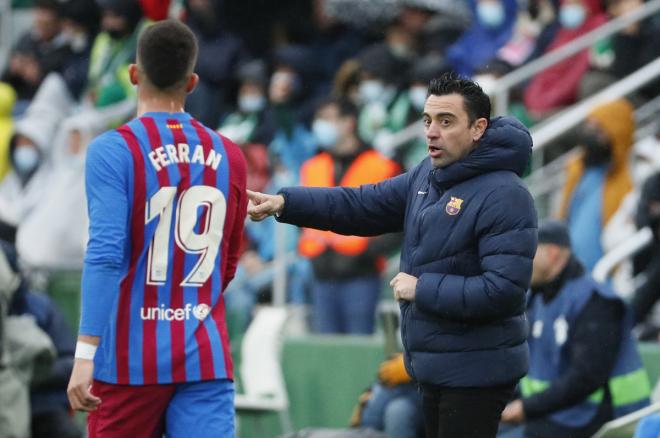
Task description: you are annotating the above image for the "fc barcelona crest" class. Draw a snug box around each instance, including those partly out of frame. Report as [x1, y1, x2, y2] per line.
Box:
[445, 197, 464, 216]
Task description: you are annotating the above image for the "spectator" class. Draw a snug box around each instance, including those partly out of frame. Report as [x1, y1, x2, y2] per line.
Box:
[385, 54, 449, 169]
[601, 130, 660, 297]
[558, 99, 635, 271]
[266, 46, 320, 181]
[445, 0, 519, 77]
[0, 83, 16, 183]
[354, 353, 424, 438]
[629, 172, 660, 335]
[356, 44, 403, 145]
[300, 97, 400, 334]
[500, 220, 651, 438]
[1, 0, 68, 104]
[580, 0, 660, 100]
[0, 73, 75, 234]
[0, 239, 31, 438]
[85, 0, 145, 108]
[496, 0, 559, 69]
[218, 59, 274, 145]
[183, 0, 249, 126]
[524, 0, 607, 117]
[58, 0, 101, 100]
[2, 240, 80, 438]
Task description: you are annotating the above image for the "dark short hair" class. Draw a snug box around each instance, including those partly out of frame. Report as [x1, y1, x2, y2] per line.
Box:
[137, 20, 198, 91]
[428, 72, 491, 124]
[316, 96, 358, 120]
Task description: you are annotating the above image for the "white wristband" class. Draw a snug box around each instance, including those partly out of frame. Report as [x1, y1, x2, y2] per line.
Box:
[75, 341, 97, 360]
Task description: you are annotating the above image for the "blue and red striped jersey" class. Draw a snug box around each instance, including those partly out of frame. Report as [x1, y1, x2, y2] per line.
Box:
[80, 111, 247, 385]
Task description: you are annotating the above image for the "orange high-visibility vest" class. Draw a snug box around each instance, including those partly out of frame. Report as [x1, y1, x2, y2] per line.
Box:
[298, 150, 400, 258]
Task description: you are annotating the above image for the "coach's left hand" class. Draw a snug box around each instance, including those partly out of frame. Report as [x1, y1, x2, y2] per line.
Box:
[390, 272, 417, 301]
[67, 359, 101, 412]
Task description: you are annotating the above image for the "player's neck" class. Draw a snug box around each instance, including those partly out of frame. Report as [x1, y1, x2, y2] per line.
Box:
[137, 90, 186, 117]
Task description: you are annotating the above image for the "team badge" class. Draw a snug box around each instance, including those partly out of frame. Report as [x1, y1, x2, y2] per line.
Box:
[445, 197, 464, 216]
[193, 303, 211, 321]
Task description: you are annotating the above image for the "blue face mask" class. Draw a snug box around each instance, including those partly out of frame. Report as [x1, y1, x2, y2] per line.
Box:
[238, 94, 266, 113]
[477, 1, 505, 28]
[312, 119, 339, 149]
[559, 4, 586, 29]
[13, 146, 40, 175]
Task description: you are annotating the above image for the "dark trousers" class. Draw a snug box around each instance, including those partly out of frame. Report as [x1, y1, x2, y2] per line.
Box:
[421, 384, 515, 438]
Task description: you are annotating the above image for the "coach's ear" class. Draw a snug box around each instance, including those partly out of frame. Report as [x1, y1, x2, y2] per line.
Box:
[128, 64, 139, 86]
[185, 73, 199, 94]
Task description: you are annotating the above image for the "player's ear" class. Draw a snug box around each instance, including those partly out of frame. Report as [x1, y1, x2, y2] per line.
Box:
[185, 73, 199, 94]
[128, 64, 139, 86]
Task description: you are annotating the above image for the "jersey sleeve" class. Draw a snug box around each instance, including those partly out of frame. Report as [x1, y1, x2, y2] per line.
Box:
[79, 131, 132, 337]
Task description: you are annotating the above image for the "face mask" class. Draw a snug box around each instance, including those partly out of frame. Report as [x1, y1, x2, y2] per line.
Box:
[579, 131, 611, 167]
[559, 4, 586, 29]
[477, 1, 505, 28]
[13, 146, 40, 175]
[238, 94, 266, 113]
[359, 80, 385, 105]
[106, 28, 128, 40]
[390, 43, 412, 60]
[312, 119, 339, 149]
[409, 86, 428, 111]
[62, 31, 88, 53]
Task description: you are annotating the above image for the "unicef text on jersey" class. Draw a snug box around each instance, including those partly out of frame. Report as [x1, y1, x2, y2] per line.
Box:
[140, 303, 211, 321]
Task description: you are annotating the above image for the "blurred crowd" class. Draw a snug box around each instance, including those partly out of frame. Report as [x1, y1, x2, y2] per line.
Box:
[1, 0, 660, 436]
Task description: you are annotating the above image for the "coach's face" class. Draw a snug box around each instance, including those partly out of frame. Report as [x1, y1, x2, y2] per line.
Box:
[423, 93, 487, 168]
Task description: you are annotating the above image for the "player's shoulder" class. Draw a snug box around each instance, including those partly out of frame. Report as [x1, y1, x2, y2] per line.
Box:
[86, 126, 134, 167]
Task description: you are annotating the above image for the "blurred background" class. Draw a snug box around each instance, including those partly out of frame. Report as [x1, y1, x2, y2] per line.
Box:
[1, 0, 660, 437]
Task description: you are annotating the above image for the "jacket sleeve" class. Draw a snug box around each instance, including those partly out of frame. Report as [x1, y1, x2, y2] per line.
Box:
[277, 171, 410, 236]
[415, 184, 538, 321]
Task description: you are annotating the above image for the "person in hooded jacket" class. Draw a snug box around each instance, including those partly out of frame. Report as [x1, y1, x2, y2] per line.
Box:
[1, 240, 81, 438]
[247, 72, 537, 438]
[558, 98, 635, 271]
[445, 0, 519, 77]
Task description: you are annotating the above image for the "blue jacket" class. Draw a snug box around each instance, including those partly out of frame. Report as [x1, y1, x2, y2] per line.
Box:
[278, 116, 537, 387]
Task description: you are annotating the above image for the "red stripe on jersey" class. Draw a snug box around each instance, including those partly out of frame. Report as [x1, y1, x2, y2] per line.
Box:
[190, 119, 218, 380]
[140, 117, 170, 384]
[215, 133, 248, 380]
[116, 126, 147, 385]
[167, 120, 190, 382]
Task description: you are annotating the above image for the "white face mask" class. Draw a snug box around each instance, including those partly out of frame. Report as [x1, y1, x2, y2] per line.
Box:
[238, 94, 266, 113]
[312, 119, 340, 149]
[477, 1, 505, 28]
[359, 80, 385, 105]
[559, 4, 586, 29]
[13, 145, 40, 175]
[409, 86, 428, 111]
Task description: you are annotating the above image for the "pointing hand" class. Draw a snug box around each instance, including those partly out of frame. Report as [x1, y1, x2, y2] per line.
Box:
[247, 190, 285, 221]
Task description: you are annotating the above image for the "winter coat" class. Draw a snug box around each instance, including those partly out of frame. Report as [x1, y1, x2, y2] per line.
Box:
[278, 116, 537, 387]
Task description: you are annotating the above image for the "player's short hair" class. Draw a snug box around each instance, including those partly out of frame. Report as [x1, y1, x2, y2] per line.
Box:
[428, 72, 491, 125]
[137, 20, 198, 91]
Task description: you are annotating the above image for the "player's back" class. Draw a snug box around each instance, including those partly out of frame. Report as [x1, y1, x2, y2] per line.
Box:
[91, 111, 246, 385]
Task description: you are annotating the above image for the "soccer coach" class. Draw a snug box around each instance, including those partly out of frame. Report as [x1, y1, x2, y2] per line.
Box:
[248, 73, 537, 438]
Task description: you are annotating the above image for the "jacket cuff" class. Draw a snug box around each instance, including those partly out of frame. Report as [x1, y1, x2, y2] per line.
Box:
[415, 273, 443, 314]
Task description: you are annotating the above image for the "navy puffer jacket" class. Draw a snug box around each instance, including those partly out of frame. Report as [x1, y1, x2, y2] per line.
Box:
[278, 116, 538, 388]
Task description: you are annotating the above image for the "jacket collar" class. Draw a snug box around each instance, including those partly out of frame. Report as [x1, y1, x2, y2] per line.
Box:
[429, 116, 532, 191]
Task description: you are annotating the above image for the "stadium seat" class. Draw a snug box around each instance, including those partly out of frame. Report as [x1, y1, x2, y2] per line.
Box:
[235, 305, 292, 435]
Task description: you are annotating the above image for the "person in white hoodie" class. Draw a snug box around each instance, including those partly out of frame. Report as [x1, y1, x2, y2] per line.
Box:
[0, 73, 74, 240]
